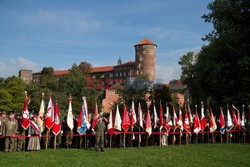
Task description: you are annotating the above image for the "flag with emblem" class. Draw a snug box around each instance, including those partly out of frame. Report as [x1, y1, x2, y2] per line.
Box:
[52, 103, 61, 136]
[45, 97, 54, 130]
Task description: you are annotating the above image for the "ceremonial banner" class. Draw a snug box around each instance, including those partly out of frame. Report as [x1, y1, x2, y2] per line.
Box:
[22, 96, 30, 130]
[226, 107, 233, 131]
[153, 104, 158, 129]
[114, 105, 122, 131]
[131, 100, 136, 128]
[107, 111, 114, 135]
[209, 109, 217, 132]
[122, 104, 130, 132]
[193, 110, 201, 134]
[164, 105, 172, 132]
[91, 102, 99, 129]
[138, 103, 143, 128]
[159, 103, 163, 130]
[52, 103, 61, 136]
[146, 109, 152, 136]
[219, 107, 225, 134]
[200, 103, 207, 132]
[67, 98, 74, 131]
[183, 110, 191, 134]
[77, 97, 88, 134]
[38, 99, 45, 133]
[177, 107, 183, 131]
[45, 97, 54, 130]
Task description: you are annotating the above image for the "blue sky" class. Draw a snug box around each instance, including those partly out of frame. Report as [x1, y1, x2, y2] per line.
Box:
[0, 0, 213, 82]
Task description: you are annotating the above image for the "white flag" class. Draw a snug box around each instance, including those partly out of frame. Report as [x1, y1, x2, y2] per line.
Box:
[67, 98, 74, 131]
[138, 103, 143, 128]
[153, 104, 158, 129]
[114, 105, 122, 131]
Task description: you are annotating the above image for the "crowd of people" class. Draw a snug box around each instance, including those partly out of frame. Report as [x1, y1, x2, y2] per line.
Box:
[0, 102, 249, 153]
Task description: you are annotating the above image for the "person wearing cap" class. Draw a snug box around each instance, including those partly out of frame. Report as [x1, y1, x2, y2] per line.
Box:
[4, 112, 18, 152]
[0, 111, 7, 151]
[94, 115, 106, 152]
[27, 114, 41, 151]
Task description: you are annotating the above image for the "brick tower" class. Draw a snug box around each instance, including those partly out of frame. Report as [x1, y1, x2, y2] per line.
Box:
[134, 38, 157, 80]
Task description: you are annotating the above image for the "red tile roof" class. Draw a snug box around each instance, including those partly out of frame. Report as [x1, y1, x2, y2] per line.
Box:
[54, 70, 69, 76]
[89, 66, 114, 73]
[33, 66, 115, 76]
[135, 38, 157, 47]
[33, 70, 69, 76]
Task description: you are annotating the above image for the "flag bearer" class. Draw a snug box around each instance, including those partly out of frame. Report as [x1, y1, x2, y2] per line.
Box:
[94, 116, 106, 152]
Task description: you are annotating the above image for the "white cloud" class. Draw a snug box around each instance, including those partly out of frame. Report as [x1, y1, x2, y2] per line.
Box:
[156, 63, 181, 83]
[18, 9, 101, 33]
[158, 46, 201, 58]
[156, 46, 201, 83]
[0, 57, 38, 78]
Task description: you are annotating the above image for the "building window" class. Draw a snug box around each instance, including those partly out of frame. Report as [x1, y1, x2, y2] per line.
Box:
[116, 73, 118, 77]
[120, 73, 122, 77]
[109, 73, 113, 78]
[124, 72, 126, 76]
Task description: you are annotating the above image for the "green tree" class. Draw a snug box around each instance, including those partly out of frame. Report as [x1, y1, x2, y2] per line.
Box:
[0, 89, 13, 111]
[179, 0, 250, 112]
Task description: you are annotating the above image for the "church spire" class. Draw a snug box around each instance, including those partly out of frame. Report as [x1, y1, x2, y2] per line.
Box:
[117, 56, 122, 65]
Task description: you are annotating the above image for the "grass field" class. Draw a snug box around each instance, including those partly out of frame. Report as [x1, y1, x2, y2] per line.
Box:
[0, 144, 249, 167]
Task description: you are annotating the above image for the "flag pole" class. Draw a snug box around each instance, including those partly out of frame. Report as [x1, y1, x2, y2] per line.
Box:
[159, 100, 162, 146]
[123, 132, 126, 148]
[45, 129, 49, 149]
[84, 132, 87, 149]
[220, 133, 223, 143]
[80, 134, 83, 149]
[54, 134, 56, 149]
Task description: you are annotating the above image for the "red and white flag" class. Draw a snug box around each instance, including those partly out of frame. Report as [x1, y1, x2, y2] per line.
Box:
[200, 102, 207, 132]
[173, 106, 178, 131]
[30, 120, 40, 134]
[22, 93, 30, 130]
[122, 104, 130, 132]
[145, 109, 152, 136]
[183, 109, 191, 134]
[131, 100, 136, 128]
[159, 103, 163, 131]
[138, 102, 143, 128]
[52, 103, 61, 136]
[91, 102, 99, 129]
[177, 107, 183, 131]
[164, 105, 172, 132]
[45, 97, 54, 130]
[193, 108, 201, 135]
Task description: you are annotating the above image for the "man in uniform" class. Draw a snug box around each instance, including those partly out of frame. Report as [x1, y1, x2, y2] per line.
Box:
[14, 113, 23, 151]
[4, 112, 18, 152]
[94, 116, 106, 152]
[0, 111, 7, 151]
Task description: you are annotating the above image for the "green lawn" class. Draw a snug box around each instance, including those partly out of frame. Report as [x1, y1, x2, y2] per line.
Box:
[0, 144, 249, 167]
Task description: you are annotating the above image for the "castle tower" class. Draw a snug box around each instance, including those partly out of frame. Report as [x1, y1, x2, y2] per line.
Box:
[134, 38, 157, 80]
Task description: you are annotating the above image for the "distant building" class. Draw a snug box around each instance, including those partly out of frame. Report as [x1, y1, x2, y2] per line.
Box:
[19, 69, 32, 84]
[20, 38, 161, 112]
